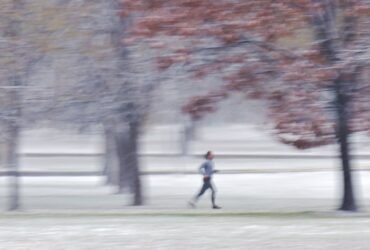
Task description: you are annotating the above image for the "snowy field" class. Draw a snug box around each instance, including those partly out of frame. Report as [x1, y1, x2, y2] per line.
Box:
[1, 214, 370, 250]
[15, 126, 370, 173]
[1, 172, 370, 211]
[1, 173, 370, 250]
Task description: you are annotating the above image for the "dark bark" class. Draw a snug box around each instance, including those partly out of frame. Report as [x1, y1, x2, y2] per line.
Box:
[310, 1, 357, 211]
[115, 121, 143, 205]
[181, 119, 194, 156]
[128, 121, 142, 206]
[3, 0, 24, 212]
[115, 125, 130, 194]
[335, 76, 357, 211]
[5, 123, 20, 211]
[4, 75, 22, 212]
[5, 76, 22, 212]
[103, 124, 120, 186]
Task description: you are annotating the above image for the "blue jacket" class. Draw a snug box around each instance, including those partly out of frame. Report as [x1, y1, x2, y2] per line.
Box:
[199, 160, 215, 177]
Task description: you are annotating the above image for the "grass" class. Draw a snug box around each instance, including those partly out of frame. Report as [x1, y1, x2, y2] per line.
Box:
[0, 209, 369, 219]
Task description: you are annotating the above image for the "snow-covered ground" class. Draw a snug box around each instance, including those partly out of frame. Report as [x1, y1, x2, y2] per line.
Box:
[1, 214, 370, 250]
[12, 126, 370, 173]
[1, 172, 370, 211]
[1, 172, 370, 250]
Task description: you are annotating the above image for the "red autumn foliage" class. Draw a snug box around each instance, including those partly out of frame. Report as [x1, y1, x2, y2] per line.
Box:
[122, 0, 370, 149]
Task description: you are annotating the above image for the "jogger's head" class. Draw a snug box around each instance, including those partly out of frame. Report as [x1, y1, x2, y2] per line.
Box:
[205, 151, 214, 160]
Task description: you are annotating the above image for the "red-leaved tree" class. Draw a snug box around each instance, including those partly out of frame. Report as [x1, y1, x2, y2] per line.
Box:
[122, 0, 370, 211]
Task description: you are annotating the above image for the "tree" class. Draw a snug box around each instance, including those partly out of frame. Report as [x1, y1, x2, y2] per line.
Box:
[0, 0, 156, 210]
[123, 0, 370, 211]
[0, 0, 120, 210]
[43, 0, 157, 205]
[0, 0, 47, 211]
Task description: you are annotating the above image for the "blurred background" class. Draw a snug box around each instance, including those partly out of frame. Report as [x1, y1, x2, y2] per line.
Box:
[2, 0, 370, 249]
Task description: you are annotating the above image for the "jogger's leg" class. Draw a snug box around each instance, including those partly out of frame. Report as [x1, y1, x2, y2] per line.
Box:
[189, 178, 213, 208]
[210, 182, 221, 209]
[210, 183, 216, 205]
[196, 181, 210, 200]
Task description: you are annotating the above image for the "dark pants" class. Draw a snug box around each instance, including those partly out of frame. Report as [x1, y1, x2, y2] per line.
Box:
[195, 177, 216, 205]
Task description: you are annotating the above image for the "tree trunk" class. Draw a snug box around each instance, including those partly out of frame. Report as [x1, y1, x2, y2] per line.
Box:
[181, 121, 190, 156]
[5, 123, 20, 211]
[335, 77, 357, 212]
[128, 121, 142, 206]
[103, 124, 119, 186]
[309, 3, 357, 211]
[110, 0, 143, 205]
[4, 0, 24, 211]
[115, 121, 143, 205]
[181, 118, 196, 156]
[115, 125, 130, 194]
